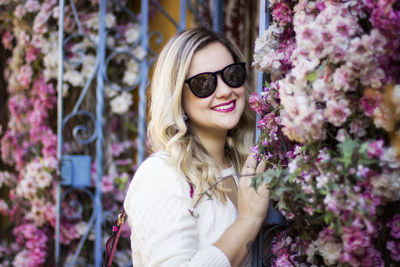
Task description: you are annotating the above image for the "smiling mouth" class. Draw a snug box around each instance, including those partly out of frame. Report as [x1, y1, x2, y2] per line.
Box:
[211, 100, 236, 112]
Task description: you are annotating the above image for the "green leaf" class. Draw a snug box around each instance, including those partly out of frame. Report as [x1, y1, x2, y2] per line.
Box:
[359, 142, 369, 154]
[306, 70, 318, 82]
[358, 158, 378, 166]
[337, 138, 359, 168]
[300, 230, 312, 241]
[338, 138, 359, 155]
[324, 212, 335, 224]
[289, 168, 302, 182]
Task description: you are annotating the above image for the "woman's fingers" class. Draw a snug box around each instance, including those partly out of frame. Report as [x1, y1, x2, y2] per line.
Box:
[242, 155, 258, 175]
[255, 160, 266, 175]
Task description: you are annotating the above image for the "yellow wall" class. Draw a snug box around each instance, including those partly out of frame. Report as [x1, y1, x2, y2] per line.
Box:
[149, 0, 194, 54]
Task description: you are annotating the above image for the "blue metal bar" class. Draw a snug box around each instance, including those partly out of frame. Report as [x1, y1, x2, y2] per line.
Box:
[137, 0, 149, 165]
[151, 0, 180, 30]
[68, 0, 84, 34]
[187, 0, 208, 27]
[212, 0, 224, 32]
[56, 0, 65, 265]
[179, 0, 187, 31]
[94, 0, 107, 265]
[112, 0, 140, 22]
[256, 0, 269, 141]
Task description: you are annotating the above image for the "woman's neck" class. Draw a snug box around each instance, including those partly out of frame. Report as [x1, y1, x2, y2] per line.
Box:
[196, 131, 229, 168]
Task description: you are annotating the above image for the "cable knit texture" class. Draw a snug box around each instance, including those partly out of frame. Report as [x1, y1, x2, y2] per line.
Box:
[124, 152, 248, 267]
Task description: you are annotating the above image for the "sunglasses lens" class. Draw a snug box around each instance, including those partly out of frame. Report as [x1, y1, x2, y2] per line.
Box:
[222, 64, 246, 87]
[189, 73, 216, 98]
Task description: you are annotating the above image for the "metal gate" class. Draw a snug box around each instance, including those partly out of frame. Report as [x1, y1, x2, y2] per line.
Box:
[56, 1, 224, 266]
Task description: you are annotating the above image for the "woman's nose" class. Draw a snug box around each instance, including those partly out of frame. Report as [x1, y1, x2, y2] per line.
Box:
[214, 75, 233, 98]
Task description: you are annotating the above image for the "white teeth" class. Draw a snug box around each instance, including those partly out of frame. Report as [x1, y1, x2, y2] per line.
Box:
[213, 102, 234, 110]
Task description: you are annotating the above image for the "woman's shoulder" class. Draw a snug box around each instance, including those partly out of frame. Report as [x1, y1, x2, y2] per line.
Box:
[135, 151, 175, 177]
[125, 151, 188, 196]
[124, 151, 191, 213]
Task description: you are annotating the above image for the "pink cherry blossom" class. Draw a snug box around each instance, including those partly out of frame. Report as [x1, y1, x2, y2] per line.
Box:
[324, 99, 351, 127]
[1, 31, 13, 50]
[387, 214, 400, 239]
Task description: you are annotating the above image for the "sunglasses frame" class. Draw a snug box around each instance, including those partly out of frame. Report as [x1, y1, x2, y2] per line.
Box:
[184, 62, 246, 98]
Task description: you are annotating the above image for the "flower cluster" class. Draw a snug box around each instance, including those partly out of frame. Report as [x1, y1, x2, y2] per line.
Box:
[0, 0, 140, 265]
[252, 0, 400, 266]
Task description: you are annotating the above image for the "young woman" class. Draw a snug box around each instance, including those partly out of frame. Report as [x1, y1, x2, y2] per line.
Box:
[124, 27, 270, 267]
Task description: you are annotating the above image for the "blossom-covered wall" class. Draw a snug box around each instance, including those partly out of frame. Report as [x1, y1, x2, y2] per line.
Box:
[252, 0, 400, 266]
[0, 0, 142, 265]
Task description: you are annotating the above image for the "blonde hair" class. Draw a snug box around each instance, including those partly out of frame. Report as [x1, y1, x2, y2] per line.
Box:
[148, 27, 255, 202]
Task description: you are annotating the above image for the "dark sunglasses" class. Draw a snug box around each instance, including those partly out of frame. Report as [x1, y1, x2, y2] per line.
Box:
[184, 62, 246, 98]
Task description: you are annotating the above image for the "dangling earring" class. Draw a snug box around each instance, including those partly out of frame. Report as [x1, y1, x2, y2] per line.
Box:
[182, 113, 188, 120]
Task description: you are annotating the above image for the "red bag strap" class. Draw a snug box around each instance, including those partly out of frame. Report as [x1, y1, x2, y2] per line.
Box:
[104, 208, 126, 267]
[188, 181, 194, 199]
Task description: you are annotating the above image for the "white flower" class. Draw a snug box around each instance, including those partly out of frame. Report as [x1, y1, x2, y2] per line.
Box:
[75, 221, 89, 237]
[324, 98, 351, 127]
[43, 157, 58, 170]
[292, 57, 319, 82]
[333, 65, 353, 91]
[288, 159, 299, 174]
[260, 50, 283, 72]
[133, 46, 147, 61]
[110, 92, 133, 114]
[24, 0, 41, 12]
[64, 70, 85, 87]
[43, 50, 58, 81]
[35, 171, 52, 188]
[81, 54, 96, 79]
[85, 14, 99, 29]
[371, 171, 400, 203]
[27, 198, 47, 226]
[380, 147, 400, 169]
[316, 174, 329, 189]
[105, 84, 118, 98]
[318, 239, 341, 266]
[254, 35, 269, 54]
[306, 240, 318, 264]
[105, 13, 116, 28]
[16, 178, 37, 199]
[13, 250, 31, 267]
[362, 67, 385, 89]
[336, 128, 349, 142]
[123, 59, 139, 86]
[0, 171, 14, 187]
[125, 24, 140, 44]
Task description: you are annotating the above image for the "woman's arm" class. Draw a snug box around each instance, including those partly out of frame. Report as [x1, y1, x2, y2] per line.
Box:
[124, 155, 231, 267]
[213, 157, 269, 267]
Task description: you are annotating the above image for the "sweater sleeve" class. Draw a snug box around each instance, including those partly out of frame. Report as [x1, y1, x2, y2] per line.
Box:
[123, 155, 230, 267]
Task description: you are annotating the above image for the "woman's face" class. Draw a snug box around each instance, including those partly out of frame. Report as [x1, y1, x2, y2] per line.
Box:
[182, 42, 246, 139]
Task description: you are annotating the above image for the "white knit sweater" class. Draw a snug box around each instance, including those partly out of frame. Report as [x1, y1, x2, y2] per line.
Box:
[124, 152, 251, 267]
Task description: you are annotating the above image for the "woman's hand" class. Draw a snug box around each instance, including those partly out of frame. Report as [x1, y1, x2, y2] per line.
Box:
[237, 154, 270, 225]
[213, 154, 270, 266]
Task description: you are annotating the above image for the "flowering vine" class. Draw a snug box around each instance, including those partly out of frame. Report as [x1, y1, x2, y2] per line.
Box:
[0, 0, 141, 265]
[252, 0, 400, 266]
